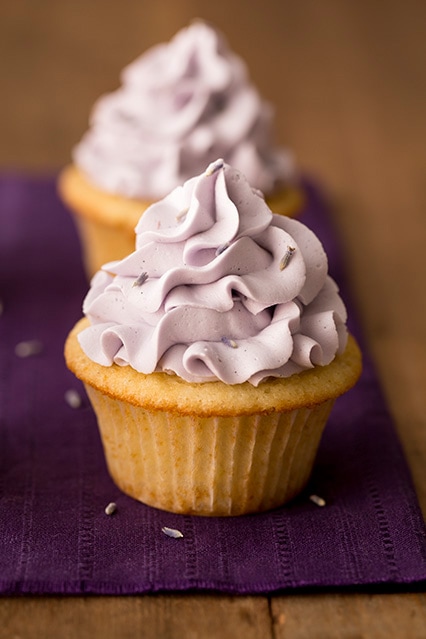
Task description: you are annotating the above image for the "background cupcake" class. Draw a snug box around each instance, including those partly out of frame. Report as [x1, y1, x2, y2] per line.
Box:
[65, 160, 361, 516]
[58, 21, 303, 278]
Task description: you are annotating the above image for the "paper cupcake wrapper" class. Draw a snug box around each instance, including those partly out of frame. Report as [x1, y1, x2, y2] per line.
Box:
[73, 213, 136, 278]
[85, 384, 335, 516]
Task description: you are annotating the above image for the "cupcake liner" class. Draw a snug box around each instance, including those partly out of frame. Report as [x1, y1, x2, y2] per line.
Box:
[85, 384, 334, 516]
[58, 165, 150, 277]
[73, 212, 136, 278]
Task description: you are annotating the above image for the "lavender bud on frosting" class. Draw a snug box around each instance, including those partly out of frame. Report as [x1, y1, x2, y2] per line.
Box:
[78, 162, 348, 386]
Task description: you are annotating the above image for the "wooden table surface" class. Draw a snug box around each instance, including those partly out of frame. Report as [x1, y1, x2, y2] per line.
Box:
[1, 1, 426, 637]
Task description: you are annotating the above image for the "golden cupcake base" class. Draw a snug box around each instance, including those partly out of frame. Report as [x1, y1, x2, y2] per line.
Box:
[65, 318, 362, 516]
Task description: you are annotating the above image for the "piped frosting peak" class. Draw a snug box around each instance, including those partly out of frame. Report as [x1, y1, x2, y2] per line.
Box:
[79, 162, 347, 385]
[73, 22, 295, 200]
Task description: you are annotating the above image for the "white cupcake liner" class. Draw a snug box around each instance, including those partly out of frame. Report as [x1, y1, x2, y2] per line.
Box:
[85, 384, 334, 516]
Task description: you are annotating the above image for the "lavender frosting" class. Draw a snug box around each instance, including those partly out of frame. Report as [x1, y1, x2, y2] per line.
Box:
[73, 21, 294, 200]
[78, 161, 348, 386]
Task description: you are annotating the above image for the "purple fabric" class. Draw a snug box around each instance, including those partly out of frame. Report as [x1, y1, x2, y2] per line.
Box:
[0, 174, 425, 595]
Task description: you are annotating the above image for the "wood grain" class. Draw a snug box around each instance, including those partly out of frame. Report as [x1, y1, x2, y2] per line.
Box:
[1, 1, 426, 637]
[271, 593, 426, 639]
[0, 595, 270, 639]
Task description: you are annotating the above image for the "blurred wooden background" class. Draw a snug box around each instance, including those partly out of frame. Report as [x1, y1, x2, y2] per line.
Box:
[1, 1, 426, 638]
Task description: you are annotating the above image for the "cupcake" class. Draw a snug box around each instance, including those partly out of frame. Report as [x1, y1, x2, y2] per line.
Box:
[64, 160, 361, 516]
[58, 21, 303, 278]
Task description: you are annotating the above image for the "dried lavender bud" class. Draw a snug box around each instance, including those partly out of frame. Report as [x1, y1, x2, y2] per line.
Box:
[105, 502, 117, 516]
[133, 272, 148, 287]
[215, 242, 230, 256]
[176, 206, 189, 222]
[64, 389, 82, 409]
[15, 340, 43, 358]
[279, 246, 296, 271]
[205, 158, 224, 176]
[221, 336, 238, 349]
[162, 526, 184, 539]
[309, 494, 326, 507]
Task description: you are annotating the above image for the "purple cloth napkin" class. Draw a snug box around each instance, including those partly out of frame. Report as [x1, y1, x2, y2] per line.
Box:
[1, 174, 425, 595]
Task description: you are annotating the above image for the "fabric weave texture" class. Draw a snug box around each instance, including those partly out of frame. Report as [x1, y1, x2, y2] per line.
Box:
[0, 174, 425, 595]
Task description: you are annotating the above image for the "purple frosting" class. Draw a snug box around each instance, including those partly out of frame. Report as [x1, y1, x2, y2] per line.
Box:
[79, 162, 347, 385]
[73, 22, 294, 199]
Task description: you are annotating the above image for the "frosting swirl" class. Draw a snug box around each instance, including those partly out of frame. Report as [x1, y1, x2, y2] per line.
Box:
[73, 22, 294, 200]
[79, 161, 347, 386]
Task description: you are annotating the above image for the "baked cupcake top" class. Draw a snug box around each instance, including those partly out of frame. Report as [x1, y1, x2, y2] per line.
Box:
[78, 160, 348, 386]
[73, 21, 295, 200]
